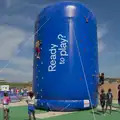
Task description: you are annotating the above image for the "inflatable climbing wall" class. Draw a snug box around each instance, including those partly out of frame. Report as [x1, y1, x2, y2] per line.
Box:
[33, 1, 99, 111]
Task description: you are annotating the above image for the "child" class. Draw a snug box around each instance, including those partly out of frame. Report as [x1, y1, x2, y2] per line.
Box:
[100, 89, 106, 114]
[99, 73, 104, 85]
[35, 40, 41, 59]
[105, 88, 113, 114]
[118, 85, 120, 106]
[26, 91, 36, 120]
[2, 92, 11, 119]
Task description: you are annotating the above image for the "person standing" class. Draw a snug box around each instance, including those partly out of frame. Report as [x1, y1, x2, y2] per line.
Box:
[26, 91, 36, 120]
[105, 88, 113, 114]
[100, 89, 106, 114]
[118, 85, 120, 106]
[2, 92, 11, 120]
[21, 89, 24, 96]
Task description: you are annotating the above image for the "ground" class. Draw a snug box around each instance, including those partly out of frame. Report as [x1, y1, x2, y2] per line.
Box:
[0, 104, 120, 120]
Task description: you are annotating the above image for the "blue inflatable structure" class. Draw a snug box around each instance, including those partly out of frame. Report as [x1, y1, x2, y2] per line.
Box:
[33, 2, 99, 111]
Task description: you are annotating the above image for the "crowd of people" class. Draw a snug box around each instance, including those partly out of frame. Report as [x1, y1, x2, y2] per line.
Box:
[0, 73, 120, 119]
[9, 87, 28, 96]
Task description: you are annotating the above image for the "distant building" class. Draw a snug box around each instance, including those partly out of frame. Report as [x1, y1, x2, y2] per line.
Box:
[0, 85, 9, 91]
[0, 79, 6, 83]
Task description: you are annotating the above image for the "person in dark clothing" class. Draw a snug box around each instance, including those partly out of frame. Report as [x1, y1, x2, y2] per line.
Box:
[118, 90, 120, 106]
[99, 73, 104, 85]
[105, 88, 113, 114]
[100, 89, 106, 114]
[118, 85, 120, 106]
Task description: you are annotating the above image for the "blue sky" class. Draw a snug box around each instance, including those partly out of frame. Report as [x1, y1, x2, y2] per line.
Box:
[0, 0, 120, 82]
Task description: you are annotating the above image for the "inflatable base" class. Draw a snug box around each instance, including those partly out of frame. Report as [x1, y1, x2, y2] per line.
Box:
[35, 99, 97, 111]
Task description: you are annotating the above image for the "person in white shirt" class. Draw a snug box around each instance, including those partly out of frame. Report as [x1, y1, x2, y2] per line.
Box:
[26, 91, 36, 120]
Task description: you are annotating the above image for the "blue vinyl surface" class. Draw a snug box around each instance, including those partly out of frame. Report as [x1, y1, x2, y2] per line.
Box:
[33, 1, 99, 111]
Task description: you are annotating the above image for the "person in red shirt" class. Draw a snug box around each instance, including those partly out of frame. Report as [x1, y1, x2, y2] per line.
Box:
[35, 40, 42, 59]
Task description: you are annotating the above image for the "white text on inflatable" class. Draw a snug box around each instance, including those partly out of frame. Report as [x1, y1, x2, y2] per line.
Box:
[48, 44, 58, 72]
[48, 34, 68, 72]
[58, 34, 68, 64]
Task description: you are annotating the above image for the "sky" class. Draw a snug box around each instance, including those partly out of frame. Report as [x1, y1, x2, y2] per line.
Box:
[0, 0, 120, 82]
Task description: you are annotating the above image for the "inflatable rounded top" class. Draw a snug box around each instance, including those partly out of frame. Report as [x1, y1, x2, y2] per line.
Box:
[38, 1, 96, 20]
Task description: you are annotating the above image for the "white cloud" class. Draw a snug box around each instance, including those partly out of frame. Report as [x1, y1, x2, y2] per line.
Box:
[98, 40, 105, 53]
[11, 57, 33, 72]
[98, 24, 108, 39]
[12, 57, 33, 67]
[0, 25, 26, 60]
[1, 68, 32, 82]
[97, 24, 108, 53]
[0, 25, 34, 82]
[0, 57, 33, 82]
[24, 34, 34, 48]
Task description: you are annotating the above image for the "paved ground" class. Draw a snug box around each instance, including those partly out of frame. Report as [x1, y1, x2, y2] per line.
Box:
[36, 111, 73, 119]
